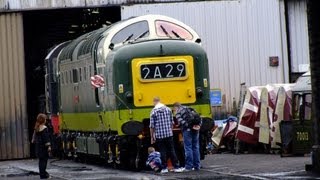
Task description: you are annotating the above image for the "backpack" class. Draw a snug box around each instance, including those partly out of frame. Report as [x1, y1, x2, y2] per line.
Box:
[185, 107, 202, 128]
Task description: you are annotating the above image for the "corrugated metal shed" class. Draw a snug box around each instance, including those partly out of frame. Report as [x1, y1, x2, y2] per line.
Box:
[0, 13, 29, 159]
[0, 0, 184, 11]
[121, 0, 289, 111]
[287, 0, 309, 73]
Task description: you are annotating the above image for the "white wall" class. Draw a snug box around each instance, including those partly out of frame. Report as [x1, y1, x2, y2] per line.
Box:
[287, 0, 310, 73]
[121, 0, 289, 110]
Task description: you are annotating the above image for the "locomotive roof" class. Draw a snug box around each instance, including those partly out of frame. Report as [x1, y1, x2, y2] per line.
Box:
[57, 14, 201, 62]
[111, 39, 207, 65]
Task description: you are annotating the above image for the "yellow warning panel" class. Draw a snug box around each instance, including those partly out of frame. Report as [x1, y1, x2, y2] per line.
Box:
[131, 56, 196, 107]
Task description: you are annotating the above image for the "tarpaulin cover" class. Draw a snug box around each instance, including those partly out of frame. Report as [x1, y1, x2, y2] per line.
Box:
[236, 87, 263, 144]
[212, 117, 238, 147]
[259, 85, 279, 144]
[272, 85, 294, 147]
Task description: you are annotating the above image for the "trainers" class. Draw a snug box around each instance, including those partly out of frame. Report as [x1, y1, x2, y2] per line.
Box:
[173, 167, 184, 173]
[160, 169, 169, 174]
[181, 167, 192, 172]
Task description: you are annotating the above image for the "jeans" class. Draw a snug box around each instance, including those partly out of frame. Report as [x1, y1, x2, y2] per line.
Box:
[183, 129, 200, 170]
[156, 136, 179, 169]
[39, 158, 49, 179]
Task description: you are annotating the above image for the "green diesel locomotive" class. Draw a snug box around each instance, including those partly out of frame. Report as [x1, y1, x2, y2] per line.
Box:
[45, 14, 213, 169]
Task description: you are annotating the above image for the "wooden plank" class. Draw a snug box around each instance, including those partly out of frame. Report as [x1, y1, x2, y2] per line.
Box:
[259, 88, 270, 144]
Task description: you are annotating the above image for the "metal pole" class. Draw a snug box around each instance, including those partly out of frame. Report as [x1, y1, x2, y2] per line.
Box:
[307, 0, 320, 172]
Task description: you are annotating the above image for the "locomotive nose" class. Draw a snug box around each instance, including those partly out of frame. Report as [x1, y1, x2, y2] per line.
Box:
[131, 55, 196, 107]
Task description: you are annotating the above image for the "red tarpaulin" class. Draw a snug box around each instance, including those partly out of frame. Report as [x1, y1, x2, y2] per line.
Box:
[236, 87, 263, 144]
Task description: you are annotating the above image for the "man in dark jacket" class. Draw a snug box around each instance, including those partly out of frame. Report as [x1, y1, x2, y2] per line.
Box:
[174, 102, 201, 171]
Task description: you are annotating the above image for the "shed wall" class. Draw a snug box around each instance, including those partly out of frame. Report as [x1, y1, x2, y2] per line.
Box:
[121, 0, 289, 110]
[287, 0, 309, 73]
[0, 13, 29, 159]
[0, 0, 185, 11]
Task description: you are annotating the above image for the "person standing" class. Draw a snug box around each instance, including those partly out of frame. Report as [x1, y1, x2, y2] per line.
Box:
[173, 102, 202, 171]
[150, 97, 183, 173]
[32, 113, 52, 179]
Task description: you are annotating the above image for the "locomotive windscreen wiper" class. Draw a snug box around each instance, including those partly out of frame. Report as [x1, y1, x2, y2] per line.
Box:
[172, 30, 182, 39]
[160, 25, 172, 38]
[133, 30, 149, 41]
[122, 33, 134, 43]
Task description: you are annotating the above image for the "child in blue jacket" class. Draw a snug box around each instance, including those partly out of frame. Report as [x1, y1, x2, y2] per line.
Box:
[146, 147, 162, 172]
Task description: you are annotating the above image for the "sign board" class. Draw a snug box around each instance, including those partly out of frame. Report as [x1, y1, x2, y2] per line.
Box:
[210, 89, 222, 106]
[91, 75, 105, 88]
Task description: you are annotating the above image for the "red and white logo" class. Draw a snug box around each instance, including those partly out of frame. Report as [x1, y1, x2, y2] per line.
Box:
[91, 75, 105, 88]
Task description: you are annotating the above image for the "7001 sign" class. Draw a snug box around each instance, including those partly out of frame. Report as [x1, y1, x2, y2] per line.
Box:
[140, 62, 186, 80]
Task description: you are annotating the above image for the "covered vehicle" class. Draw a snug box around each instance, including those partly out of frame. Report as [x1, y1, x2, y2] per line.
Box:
[236, 86, 263, 144]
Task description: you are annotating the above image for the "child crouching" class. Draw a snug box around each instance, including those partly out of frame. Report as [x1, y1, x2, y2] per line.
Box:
[146, 147, 162, 172]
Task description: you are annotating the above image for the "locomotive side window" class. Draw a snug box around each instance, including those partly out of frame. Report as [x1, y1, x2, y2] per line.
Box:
[84, 67, 87, 81]
[73, 69, 78, 83]
[65, 71, 68, 84]
[79, 68, 82, 82]
[70, 71, 72, 84]
[60, 73, 64, 85]
[155, 20, 193, 40]
[111, 21, 149, 44]
[89, 66, 91, 77]
[52, 58, 57, 82]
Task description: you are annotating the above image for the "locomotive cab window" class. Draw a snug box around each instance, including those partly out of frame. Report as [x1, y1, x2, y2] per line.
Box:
[111, 21, 149, 44]
[155, 20, 193, 40]
[293, 94, 302, 120]
[304, 94, 312, 120]
[293, 93, 312, 121]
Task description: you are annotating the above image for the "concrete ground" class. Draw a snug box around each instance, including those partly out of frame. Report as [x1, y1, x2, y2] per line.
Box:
[0, 154, 319, 180]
